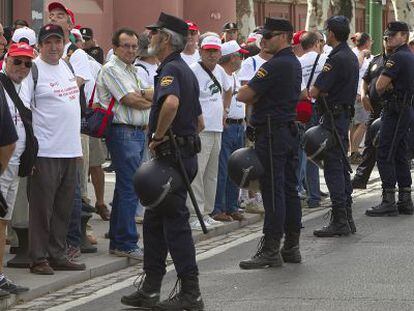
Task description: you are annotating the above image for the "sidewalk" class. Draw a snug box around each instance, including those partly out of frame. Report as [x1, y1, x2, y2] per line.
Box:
[2, 163, 377, 309]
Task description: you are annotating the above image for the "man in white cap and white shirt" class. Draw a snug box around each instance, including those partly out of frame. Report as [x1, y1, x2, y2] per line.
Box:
[188, 35, 232, 229]
[11, 27, 37, 47]
[211, 40, 248, 222]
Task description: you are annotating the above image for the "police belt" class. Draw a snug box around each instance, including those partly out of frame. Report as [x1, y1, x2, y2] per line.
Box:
[154, 134, 201, 159]
[255, 120, 296, 136]
[383, 93, 414, 111]
[317, 103, 353, 118]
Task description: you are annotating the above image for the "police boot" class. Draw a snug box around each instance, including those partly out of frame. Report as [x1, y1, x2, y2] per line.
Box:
[313, 208, 351, 237]
[365, 188, 398, 217]
[239, 235, 283, 269]
[346, 205, 357, 234]
[281, 232, 301, 263]
[121, 273, 162, 309]
[397, 187, 414, 215]
[154, 274, 204, 311]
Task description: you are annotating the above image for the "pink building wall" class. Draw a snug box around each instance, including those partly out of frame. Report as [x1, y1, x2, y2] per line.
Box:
[12, 0, 236, 53]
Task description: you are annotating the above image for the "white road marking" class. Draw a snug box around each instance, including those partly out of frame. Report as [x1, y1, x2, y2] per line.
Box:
[46, 209, 327, 311]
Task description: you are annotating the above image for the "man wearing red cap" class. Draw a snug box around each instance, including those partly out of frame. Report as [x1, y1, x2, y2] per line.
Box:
[187, 35, 232, 230]
[292, 30, 306, 57]
[0, 42, 35, 295]
[181, 21, 200, 66]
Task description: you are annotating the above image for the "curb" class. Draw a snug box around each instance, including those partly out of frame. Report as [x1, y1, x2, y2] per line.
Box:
[5, 213, 263, 310]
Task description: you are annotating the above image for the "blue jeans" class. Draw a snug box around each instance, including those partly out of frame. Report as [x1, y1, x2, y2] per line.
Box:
[67, 165, 82, 248]
[106, 126, 145, 251]
[213, 124, 245, 214]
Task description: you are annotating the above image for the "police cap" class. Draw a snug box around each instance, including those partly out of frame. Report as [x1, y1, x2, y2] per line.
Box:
[222, 22, 238, 32]
[384, 21, 409, 36]
[261, 17, 293, 33]
[326, 15, 350, 32]
[146, 12, 188, 37]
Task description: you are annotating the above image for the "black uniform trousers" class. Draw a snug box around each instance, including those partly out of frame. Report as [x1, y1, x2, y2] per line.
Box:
[377, 104, 414, 189]
[143, 155, 198, 278]
[354, 102, 382, 184]
[321, 111, 352, 209]
[255, 123, 302, 238]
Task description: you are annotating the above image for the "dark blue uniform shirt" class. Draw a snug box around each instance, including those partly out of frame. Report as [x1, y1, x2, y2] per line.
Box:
[149, 52, 202, 137]
[381, 44, 414, 96]
[314, 42, 359, 107]
[248, 47, 302, 125]
[0, 85, 18, 147]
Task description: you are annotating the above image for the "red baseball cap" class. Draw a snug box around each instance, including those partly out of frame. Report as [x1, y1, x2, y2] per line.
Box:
[186, 20, 199, 31]
[292, 30, 306, 46]
[48, 2, 75, 24]
[7, 43, 35, 59]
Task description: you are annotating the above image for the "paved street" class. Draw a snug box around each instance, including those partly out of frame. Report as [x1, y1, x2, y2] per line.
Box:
[27, 181, 414, 311]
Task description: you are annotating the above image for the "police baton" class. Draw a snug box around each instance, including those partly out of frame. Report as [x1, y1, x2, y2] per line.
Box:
[168, 129, 208, 234]
[321, 97, 353, 173]
[267, 115, 276, 213]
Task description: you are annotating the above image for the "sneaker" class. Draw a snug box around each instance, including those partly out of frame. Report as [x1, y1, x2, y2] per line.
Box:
[0, 277, 29, 295]
[190, 219, 210, 230]
[114, 247, 144, 260]
[203, 215, 222, 226]
[245, 199, 265, 214]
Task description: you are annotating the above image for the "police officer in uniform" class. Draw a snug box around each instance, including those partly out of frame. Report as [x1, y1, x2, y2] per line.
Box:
[121, 12, 205, 310]
[310, 16, 359, 237]
[352, 39, 393, 189]
[237, 17, 303, 269]
[365, 22, 414, 217]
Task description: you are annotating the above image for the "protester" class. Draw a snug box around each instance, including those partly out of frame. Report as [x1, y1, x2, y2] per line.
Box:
[292, 30, 306, 57]
[11, 27, 37, 47]
[212, 40, 247, 222]
[350, 32, 373, 164]
[135, 32, 159, 88]
[96, 28, 152, 259]
[188, 35, 232, 230]
[25, 23, 86, 274]
[13, 20, 29, 30]
[181, 21, 200, 66]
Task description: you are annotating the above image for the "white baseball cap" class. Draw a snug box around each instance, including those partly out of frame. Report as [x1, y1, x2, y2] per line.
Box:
[71, 29, 84, 42]
[221, 40, 249, 57]
[12, 27, 37, 46]
[201, 36, 222, 50]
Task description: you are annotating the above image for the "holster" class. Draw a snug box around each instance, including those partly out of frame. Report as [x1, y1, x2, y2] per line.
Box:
[154, 134, 201, 160]
[317, 102, 354, 119]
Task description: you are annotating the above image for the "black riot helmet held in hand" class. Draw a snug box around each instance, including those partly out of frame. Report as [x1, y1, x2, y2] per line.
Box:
[302, 125, 336, 169]
[228, 147, 264, 192]
[133, 158, 184, 209]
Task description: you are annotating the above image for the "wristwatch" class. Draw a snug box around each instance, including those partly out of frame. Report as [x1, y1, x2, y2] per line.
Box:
[151, 133, 164, 142]
[140, 89, 146, 97]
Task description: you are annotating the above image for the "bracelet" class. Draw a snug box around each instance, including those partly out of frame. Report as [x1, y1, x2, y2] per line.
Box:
[151, 133, 164, 142]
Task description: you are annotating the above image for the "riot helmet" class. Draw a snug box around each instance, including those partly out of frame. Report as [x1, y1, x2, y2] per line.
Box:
[133, 158, 184, 209]
[228, 147, 264, 192]
[302, 125, 336, 169]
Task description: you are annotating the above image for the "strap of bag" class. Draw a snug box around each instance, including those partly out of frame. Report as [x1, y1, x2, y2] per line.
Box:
[198, 61, 222, 94]
[135, 63, 149, 76]
[306, 54, 321, 90]
[252, 57, 257, 72]
[107, 97, 115, 114]
[0, 73, 31, 123]
[89, 84, 97, 107]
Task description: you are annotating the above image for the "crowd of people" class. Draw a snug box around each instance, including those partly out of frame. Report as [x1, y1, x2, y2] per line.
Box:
[1, 1, 414, 308]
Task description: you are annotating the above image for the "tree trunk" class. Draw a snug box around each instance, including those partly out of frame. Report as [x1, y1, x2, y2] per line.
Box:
[305, 0, 330, 31]
[329, 0, 356, 34]
[391, 0, 414, 29]
[236, 0, 256, 42]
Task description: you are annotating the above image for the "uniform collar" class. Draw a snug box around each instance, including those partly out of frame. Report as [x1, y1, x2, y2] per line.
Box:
[328, 41, 348, 56]
[394, 43, 409, 53]
[157, 52, 181, 74]
[273, 46, 293, 58]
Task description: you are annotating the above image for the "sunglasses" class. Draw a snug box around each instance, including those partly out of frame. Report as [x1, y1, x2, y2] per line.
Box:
[12, 58, 32, 68]
[262, 31, 284, 40]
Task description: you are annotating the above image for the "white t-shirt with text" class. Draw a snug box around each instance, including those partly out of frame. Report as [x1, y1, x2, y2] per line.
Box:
[299, 51, 328, 91]
[225, 72, 245, 120]
[21, 58, 82, 158]
[190, 63, 231, 132]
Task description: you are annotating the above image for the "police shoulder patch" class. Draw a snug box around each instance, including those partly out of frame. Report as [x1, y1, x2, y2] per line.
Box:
[322, 63, 332, 72]
[256, 67, 268, 79]
[385, 60, 395, 68]
[160, 76, 174, 87]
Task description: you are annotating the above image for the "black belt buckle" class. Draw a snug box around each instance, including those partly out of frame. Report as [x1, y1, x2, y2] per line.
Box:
[226, 118, 244, 125]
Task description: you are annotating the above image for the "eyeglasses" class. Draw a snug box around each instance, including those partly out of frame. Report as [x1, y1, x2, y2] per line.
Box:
[118, 43, 138, 50]
[150, 29, 160, 35]
[262, 31, 284, 40]
[12, 58, 32, 68]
